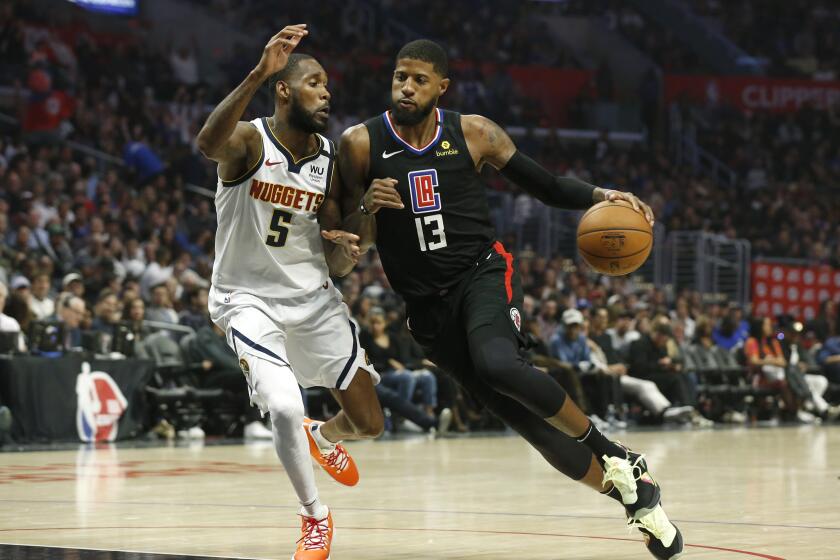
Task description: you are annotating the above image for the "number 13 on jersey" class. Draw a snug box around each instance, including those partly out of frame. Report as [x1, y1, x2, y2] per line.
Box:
[409, 169, 447, 252]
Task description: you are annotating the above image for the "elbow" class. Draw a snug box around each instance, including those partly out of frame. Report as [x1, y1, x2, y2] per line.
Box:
[196, 129, 215, 159]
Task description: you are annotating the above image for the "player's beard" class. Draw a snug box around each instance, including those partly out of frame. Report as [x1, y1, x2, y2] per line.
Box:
[288, 91, 328, 134]
[390, 96, 436, 126]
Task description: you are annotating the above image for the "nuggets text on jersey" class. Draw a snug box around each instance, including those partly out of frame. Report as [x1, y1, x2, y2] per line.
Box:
[249, 179, 325, 213]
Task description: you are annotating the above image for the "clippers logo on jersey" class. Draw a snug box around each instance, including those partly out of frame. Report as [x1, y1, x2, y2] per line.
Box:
[510, 307, 522, 331]
[76, 363, 128, 443]
[408, 169, 441, 214]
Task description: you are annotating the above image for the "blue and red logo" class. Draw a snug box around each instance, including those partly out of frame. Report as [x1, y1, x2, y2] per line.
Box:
[76, 362, 128, 443]
[408, 169, 441, 214]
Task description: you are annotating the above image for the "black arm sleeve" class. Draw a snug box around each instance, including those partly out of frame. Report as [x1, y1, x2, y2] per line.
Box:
[499, 150, 597, 210]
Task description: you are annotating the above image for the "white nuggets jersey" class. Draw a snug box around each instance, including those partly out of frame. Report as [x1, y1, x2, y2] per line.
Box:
[212, 117, 335, 299]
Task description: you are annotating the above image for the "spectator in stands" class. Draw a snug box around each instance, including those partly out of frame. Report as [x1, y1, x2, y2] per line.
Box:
[179, 287, 211, 332]
[91, 290, 122, 334]
[607, 309, 641, 359]
[550, 309, 623, 426]
[56, 295, 85, 350]
[817, 336, 840, 384]
[361, 308, 440, 431]
[125, 297, 151, 340]
[713, 305, 750, 351]
[537, 298, 561, 345]
[628, 321, 699, 414]
[590, 307, 694, 425]
[61, 272, 84, 300]
[809, 299, 838, 342]
[550, 309, 596, 373]
[140, 247, 173, 301]
[146, 283, 179, 325]
[0, 282, 24, 350]
[745, 317, 815, 423]
[169, 42, 200, 86]
[671, 297, 696, 340]
[779, 316, 840, 421]
[28, 271, 54, 320]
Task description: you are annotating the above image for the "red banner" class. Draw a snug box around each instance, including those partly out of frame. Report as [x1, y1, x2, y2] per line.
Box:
[665, 75, 840, 113]
[752, 262, 840, 321]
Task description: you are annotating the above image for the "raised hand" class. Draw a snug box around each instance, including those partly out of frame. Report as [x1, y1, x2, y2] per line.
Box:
[254, 24, 308, 79]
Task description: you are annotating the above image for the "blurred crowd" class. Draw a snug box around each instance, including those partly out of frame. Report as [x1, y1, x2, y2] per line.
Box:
[691, 0, 840, 79]
[2, 1, 840, 442]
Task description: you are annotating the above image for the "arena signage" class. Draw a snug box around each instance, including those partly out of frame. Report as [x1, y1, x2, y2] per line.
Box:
[751, 262, 840, 321]
[665, 75, 840, 113]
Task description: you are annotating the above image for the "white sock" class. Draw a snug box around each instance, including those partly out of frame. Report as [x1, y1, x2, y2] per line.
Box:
[301, 499, 329, 520]
[310, 422, 337, 453]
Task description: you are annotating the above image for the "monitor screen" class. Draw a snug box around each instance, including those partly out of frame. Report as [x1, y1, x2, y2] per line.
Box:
[67, 0, 138, 16]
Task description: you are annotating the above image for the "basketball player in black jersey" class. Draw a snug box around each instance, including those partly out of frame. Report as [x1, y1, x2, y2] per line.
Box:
[338, 40, 683, 559]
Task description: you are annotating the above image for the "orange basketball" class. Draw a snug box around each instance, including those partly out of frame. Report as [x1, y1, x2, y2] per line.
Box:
[576, 199, 652, 276]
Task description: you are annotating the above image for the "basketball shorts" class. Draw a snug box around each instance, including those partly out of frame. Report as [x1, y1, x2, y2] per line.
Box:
[208, 281, 379, 394]
[405, 241, 526, 374]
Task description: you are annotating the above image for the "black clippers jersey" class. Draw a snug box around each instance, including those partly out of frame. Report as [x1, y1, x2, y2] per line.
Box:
[364, 109, 496, 299]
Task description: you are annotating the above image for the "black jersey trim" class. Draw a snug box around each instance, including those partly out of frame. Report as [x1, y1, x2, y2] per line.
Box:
[383, 108, 443, 155]
[220, 137, 264, 187]
[260, 117, 324, 173]
[335, 320, 358, 388]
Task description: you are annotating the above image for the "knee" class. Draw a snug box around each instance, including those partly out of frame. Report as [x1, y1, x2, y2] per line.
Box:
[472, 347, 520, 386]
[264, 393, 305, 427]
[353, 408, 385, 439]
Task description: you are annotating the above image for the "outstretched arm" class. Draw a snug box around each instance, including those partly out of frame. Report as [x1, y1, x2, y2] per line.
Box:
[196, 25, 308, 180]
[337, 124, 404, 253]
[461, 114, 654, 224]
[319, 164, 361, 277]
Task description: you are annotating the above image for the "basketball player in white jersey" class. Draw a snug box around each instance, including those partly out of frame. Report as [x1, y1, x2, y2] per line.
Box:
[197, 25, 383, 559]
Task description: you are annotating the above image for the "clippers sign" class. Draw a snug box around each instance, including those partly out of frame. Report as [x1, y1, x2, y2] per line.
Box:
[665, 74, 840, 113]
[68, 0, 138, 15]
[76, 362, 128, 442]
[752, 262, 840, 321]
[408, 169, 441, 214]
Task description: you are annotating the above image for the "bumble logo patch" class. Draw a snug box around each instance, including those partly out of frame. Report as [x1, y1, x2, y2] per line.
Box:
[364, 351, 371, 366]
[239, 358, 250, 376]
[436, 139, 459, 157]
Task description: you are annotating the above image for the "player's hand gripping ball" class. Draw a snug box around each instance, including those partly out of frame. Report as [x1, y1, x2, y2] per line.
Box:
[577, 196, 653, 276]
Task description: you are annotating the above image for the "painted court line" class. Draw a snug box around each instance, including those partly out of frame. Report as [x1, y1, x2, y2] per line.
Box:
[0, 525, 787, 559]
[0, 497, 836, 533]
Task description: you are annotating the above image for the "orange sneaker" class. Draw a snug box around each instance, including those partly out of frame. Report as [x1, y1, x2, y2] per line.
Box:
[303, 418, 359, 486]
[294, 510, 333, 560]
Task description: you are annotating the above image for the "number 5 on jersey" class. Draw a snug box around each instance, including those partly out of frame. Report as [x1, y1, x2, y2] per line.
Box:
[266, 209, 292, 247]
[409, 169, 447, 252]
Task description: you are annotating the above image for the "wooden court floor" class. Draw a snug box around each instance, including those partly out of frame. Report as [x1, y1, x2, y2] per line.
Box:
[0, 426, 838, 559]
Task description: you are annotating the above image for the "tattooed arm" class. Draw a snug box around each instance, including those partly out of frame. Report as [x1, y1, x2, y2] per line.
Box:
[460, 114, 653, 222]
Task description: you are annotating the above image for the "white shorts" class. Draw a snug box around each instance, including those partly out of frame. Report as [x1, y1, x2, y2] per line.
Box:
[208, 282, 379, 391]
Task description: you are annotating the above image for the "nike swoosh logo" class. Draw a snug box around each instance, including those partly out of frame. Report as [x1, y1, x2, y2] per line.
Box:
[382, 150, 403, 159]
[265, 160, 283, 167]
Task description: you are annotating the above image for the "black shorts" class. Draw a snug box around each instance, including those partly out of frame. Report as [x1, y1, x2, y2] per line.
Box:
[405, 241, 526, 376]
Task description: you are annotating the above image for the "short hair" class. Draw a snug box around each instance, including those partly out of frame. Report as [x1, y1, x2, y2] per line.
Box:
[268, 53, 316, 95]
[396, 39, 448, 76]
